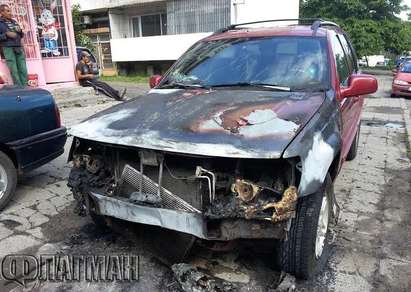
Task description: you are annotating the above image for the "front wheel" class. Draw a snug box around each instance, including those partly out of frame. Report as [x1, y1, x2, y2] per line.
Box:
[0, 151, 17, 211]
[277, 175, 333, 279]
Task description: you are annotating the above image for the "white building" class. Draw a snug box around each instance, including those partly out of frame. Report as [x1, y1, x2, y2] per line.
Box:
[73, 0, 300, 75]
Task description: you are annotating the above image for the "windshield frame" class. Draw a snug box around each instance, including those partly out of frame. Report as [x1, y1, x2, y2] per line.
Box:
[159, 35, 332, 92]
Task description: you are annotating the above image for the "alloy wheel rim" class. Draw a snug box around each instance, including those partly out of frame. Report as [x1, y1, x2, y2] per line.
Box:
[315, 195, 329, 259]
[0, 164, 8, 199]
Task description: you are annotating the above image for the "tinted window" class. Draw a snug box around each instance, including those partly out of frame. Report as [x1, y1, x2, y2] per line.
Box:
[164, 36, 330, 91]
[338, 34, 357, 73]
[331, 35, 350, 86]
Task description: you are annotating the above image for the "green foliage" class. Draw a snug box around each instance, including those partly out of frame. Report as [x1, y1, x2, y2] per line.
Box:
[341, 18, 386, 57]
[300, 0, 411, 57]
[71, 4, 94, 51]
[100, 74, 150, 83]
[301, 0, 407, 20]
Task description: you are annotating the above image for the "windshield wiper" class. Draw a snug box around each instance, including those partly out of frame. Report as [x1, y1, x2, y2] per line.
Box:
[159, 81, 210, 90]
[211, 82, 291, 91]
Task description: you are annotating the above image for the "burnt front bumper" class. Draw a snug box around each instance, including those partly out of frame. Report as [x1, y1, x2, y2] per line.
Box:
[88, 191, 288, 241]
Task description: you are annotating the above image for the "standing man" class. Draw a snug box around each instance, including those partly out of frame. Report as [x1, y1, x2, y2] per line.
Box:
[76, 51, 126, 101]
[0, 4, 27, 87]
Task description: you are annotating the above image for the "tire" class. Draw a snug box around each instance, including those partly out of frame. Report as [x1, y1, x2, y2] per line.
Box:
[0, 151, 17, 211]
[346, 123, 360, 161]
[90, 212, 109, 230]
[277, 175, 333, 279]
[73, 189, 109, 230]
[390, 93, 397, 98]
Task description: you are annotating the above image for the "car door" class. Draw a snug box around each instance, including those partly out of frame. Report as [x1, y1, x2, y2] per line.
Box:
[330, 33, 360, 159]
[339, 34, 363, 153]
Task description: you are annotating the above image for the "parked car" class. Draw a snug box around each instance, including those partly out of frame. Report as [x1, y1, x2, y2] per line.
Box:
[0, 86, 67, 210]
[358, 58, 367, 67]
[68, 20, 377, 279]
[396, 56, 411, 69]
[76, 47, 101, 76]
[392, 61, 411, 97]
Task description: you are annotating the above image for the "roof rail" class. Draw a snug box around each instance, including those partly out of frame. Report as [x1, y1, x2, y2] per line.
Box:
[215, 18, 340, 34]
[311, 20, 340, 31]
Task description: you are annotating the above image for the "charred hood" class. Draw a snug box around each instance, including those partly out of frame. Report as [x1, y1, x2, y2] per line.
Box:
[69, 89, 325, 158]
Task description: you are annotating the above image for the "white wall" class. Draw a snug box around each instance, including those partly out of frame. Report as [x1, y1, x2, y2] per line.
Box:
[104, 0, 301, 62]
[231, 0, 299, 25]
[73, 0, 165, 12]
[109, 11, 132, 39]
[111, 33, 211, 62]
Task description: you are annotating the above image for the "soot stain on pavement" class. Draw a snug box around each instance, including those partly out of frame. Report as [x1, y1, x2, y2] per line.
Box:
[39, 201, 293, 291]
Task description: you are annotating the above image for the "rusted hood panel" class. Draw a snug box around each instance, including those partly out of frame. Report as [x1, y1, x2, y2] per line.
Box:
[69, 89, 325, 158]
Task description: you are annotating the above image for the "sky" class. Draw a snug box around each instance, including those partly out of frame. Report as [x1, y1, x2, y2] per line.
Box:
[400, 0, 411, 20]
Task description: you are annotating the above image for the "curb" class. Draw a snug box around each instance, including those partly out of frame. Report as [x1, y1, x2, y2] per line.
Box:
[361, 69, 393, 77]
[50, 86, 115, 108]
[399, 98, 411, 155]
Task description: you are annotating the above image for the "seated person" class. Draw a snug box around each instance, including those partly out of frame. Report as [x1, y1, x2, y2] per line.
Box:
[76, 51, 126, 101]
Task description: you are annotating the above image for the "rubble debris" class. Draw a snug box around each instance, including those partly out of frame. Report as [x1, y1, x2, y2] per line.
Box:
[210, 185, 298, 223]
[272, 272, 297, 292]
[172, 263, 236, 292]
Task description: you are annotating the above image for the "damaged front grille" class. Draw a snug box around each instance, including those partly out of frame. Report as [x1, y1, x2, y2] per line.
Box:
[121, 164, 201, 213]
[69, 139, 300, 227]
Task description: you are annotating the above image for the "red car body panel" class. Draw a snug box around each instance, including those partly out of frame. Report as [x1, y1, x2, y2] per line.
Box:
[325, 30, 364, 173]
[392, 71, 411, 97]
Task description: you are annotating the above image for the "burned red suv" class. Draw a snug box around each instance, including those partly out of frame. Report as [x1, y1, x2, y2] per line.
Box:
[68, 20, 377, 279]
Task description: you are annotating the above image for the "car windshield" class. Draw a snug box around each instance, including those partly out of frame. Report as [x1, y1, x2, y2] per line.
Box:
[400, 63, 411, 73]
[162, 36, 330, 91]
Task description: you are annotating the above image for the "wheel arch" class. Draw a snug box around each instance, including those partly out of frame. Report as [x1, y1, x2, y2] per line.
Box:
[328, 150, 342, 182]
[0, 143, 17, 168]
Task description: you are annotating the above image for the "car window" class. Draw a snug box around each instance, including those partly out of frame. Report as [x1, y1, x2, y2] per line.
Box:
[338, 34, 357, 73]
[331, 34, 350, 87]
[164, 36, 331, 91]
[400, 63, 411, 73]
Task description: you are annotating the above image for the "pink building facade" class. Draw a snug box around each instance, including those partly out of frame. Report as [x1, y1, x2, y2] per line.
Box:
[0, 0, 77, 86]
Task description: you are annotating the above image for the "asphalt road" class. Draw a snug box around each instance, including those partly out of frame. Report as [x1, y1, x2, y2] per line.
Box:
[0, 78, 410, 291]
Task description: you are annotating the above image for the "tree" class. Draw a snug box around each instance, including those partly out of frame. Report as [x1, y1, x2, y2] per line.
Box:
[300, 0, 411, 57]
[301, 0, 407, 20]
[380, 20, 411, 55]
[340, 18, 384, 57]
[71, 4, 94, 50]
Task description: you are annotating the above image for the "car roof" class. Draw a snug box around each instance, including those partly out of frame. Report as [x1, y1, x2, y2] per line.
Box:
[202, 19, 345, 41]
[204, 23, 340, 42]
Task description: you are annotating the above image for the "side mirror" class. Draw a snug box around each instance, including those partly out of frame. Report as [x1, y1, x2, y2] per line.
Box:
[340, 74, 378, 98]
[149, 75, 163, 89]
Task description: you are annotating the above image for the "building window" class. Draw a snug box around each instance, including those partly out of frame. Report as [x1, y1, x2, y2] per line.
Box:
[131, 13, 166, 37]
[131, 17, 140, 37]
[32, 0, 69, 58]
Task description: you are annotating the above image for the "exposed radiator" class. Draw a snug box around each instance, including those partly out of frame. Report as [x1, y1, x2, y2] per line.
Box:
[121, 164, 201, 213]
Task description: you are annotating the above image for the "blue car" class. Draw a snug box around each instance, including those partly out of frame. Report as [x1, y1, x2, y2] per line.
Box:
[0, 86, 67, 210]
